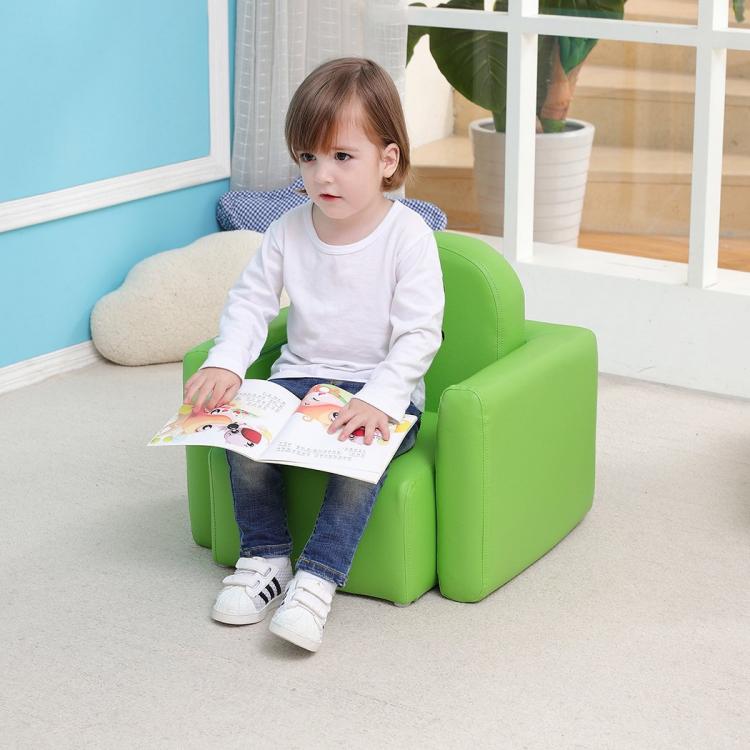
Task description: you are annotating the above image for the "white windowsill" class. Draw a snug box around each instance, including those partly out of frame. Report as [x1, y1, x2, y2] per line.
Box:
[460, 231, 750, 297]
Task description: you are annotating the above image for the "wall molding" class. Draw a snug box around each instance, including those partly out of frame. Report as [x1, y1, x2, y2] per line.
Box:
[0, 341, 104, 395]
[0, 0, 230, 234]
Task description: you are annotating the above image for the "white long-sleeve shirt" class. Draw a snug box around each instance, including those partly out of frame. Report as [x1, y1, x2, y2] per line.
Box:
[201, 199, 445, 421]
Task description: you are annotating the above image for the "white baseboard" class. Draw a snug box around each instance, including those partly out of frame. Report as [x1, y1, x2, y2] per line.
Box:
[0, 341, 104, 395]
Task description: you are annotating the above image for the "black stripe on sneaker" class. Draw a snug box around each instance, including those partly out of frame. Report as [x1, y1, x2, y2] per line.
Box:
[258, 590, 269, 604]
[265, 583, 275, 600]
[271, 577, 281, 596]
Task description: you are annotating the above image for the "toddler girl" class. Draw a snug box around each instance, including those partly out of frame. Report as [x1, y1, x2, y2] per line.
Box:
[183, 57, 445, 652]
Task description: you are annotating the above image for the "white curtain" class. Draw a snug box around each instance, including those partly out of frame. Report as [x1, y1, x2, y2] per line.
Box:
[230, 0, 408, 192]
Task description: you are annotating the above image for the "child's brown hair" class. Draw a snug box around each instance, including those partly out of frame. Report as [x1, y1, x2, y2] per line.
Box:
[285, 57, 410, 193]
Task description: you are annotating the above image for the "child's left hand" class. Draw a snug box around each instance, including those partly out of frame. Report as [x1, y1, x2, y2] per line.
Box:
[327, 398, 391, 445]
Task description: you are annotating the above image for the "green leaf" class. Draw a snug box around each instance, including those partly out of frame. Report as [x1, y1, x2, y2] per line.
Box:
[409, 0, 630, 132]
[557, 37, 598, 73]
[539, 117, 567, 132]
[429, 25, 508, 115]
[491, 110, 506, 132]
[426, 0, 507, 114]
[541, 1, 626, 73]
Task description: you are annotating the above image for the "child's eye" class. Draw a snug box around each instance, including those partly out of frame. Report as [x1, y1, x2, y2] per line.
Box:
[299, 153, 315, 162]
[335, 152, 351, 161]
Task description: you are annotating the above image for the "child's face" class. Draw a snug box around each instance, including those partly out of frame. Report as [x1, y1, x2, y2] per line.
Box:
[298, 103, 399, 223]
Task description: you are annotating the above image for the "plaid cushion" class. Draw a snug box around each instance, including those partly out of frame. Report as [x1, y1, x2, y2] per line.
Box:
[217, 177, 447, 233]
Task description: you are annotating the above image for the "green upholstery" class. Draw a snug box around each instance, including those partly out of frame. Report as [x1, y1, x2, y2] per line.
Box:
[423, 231, 525, 411]
[182, 231, 598, 604]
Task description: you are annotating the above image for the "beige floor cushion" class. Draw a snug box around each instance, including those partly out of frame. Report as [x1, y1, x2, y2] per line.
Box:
[91, 230, 288, 366]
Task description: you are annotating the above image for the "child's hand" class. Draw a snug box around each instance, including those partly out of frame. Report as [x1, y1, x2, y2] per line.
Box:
[183, 367, 242, 415]
[327, 398, 391, 445]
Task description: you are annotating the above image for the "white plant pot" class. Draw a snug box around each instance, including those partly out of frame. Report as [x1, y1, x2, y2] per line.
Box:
[469, 117, 595, 245]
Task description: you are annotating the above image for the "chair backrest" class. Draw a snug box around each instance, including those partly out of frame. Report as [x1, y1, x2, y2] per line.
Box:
[423, 231, 526, 412]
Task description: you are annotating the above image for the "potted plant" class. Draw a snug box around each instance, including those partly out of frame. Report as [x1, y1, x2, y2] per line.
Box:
[409, 0, 748, 243]
[408, 0, 630, 242]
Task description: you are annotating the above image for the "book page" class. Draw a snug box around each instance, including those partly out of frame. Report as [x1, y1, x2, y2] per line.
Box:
[258, 383, 418, 483]
[147, 379, 299, 459]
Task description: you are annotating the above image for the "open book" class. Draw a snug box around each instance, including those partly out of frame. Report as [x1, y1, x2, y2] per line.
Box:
[148, 379, 417, 484]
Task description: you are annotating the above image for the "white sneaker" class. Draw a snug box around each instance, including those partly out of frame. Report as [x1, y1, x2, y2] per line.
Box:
[268, 571, 336, 652]
[211, 556, 293, 625]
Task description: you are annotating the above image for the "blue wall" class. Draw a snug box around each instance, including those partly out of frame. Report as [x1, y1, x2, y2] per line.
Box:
[0, 0, 237, 368]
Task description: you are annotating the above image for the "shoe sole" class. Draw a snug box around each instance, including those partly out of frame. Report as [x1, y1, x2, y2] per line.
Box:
[211, 594, 284, 625]
[268, 618, 322, 652]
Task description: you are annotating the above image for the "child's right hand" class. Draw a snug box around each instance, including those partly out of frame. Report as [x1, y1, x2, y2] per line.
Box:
[183, 367, 242, 415]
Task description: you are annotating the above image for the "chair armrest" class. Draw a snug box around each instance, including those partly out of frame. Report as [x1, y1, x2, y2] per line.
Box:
[181, 306, 289, 548]
[435, 320, 598, 602]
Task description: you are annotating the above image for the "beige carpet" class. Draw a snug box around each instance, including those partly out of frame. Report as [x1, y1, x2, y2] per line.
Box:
[1, 360, 748, 749]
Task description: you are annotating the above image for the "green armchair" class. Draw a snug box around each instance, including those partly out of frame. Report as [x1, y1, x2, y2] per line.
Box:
[183, 231, 598, 604]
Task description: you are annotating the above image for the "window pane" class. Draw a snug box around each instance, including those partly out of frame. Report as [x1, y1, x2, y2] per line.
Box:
[405, 3, 749, 267]
[568, 37, 697, 262]
[405, 4, 507, 232]
[719, 48, 750, 272]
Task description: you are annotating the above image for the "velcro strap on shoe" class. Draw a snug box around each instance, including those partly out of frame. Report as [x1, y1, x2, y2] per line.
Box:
[295, 574, 334, 605]
[293, 585, 331, 621]
[221, 571, 261, 587]
[235, 558, 271, 575]
[222, 558, 272, 587]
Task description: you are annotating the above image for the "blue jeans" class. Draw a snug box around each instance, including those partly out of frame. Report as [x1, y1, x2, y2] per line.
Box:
[226, 377, 422, 587]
